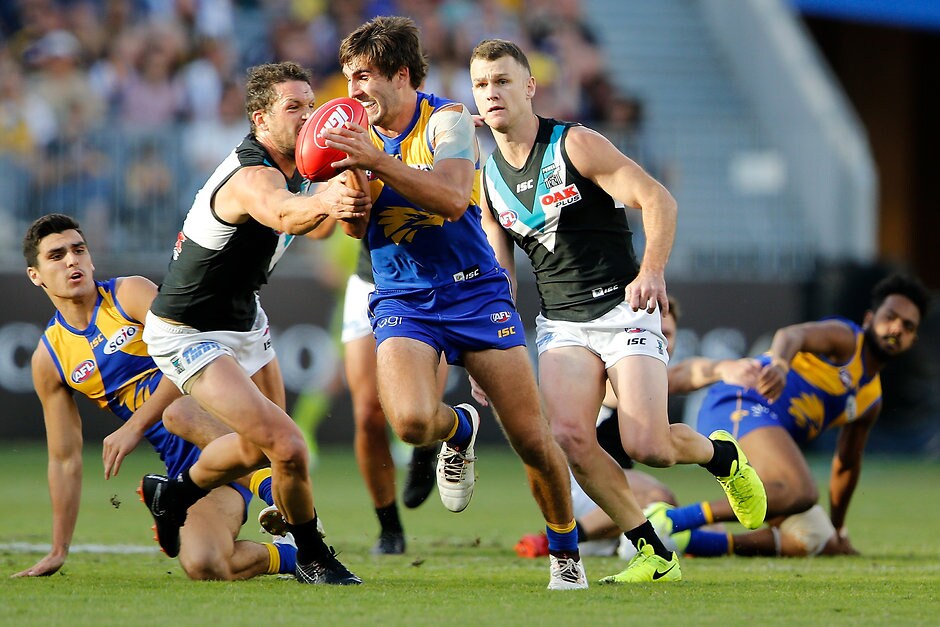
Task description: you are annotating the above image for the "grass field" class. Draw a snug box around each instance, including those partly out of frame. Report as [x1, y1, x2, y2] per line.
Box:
[1, 442, 938, 626]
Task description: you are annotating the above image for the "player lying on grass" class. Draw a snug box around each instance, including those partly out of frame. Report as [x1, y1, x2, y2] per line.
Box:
[13, 214, 294, 581]
[647, 273, 930, 557]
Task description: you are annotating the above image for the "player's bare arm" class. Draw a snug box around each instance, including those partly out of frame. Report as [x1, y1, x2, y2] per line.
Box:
[215, 165, 370, 236]
[323, 105, 477, 221]
[12, 345, 84, 577]
[563, 125, 676, 314]
[758, 320, 857, 401]
[479, 192, 518, 290]
[668, 357, 762, 394]
[828, 403, 878, 554]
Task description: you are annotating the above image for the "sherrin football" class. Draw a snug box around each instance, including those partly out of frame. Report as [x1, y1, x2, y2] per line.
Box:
[295, 97, 368, 182]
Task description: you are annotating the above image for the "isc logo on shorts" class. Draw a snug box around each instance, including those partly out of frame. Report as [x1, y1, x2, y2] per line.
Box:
[497, 326, 516, 338]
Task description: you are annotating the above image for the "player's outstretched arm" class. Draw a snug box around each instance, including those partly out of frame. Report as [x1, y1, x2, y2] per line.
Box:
[828, 404, 879, 553]
[668, 357, 762, 394]
[12, 345, 84, 577]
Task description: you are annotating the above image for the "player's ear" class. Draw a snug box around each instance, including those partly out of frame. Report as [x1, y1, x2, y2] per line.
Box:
[26, 266, 43, 287]
[526, 76, 536, 99]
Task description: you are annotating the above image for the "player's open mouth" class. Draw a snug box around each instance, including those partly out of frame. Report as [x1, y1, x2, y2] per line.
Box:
[69, 271, 83, 281]
[487, 106, 504, 113]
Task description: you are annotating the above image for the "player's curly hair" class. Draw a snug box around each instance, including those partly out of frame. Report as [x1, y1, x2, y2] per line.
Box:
[23, 214, 84, 267]
[871, 273, 931, 319]
[470, 39, 532, 76]
[339, 16, 428, 89]
[244, 61, 312, 134]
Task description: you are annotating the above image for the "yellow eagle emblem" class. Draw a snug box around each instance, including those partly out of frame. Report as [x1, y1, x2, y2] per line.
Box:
[378, 206, 445, 244]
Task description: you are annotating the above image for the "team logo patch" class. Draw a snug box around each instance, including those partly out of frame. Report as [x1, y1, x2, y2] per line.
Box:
[491, 311, 512, 323]
[539, 184, 581, 209]
[71, 360, 96, 384]
[103, 326, 139, 355]
[172, 231, 186, 260]
[499, 210, 518, 228]
[838, 368, 853, 389]
[178, 341, 223, 366]
[625, 327, 644, 333]
[378, 206, 445, 244]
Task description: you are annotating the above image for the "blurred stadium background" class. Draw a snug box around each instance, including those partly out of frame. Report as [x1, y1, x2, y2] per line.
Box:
[0, 0, 937, 455]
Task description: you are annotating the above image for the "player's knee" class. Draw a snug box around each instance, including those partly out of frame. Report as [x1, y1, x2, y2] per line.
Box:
[779, 505, 835, 556]
[551, 421, 592, 461]
[266, 432, 309, 474]
[625, 440, 676, 468]
[352, 397, 384, 426]
[766, 479, 817, 516]
[180, 552, 232, 581]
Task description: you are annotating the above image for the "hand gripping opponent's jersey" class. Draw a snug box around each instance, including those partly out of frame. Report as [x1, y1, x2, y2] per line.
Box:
[365, 92, 497, 291]
[40, 279, 181, 457]
[699, 319, 882, 444]
[151, 134, 305, 332]
[481, 116, 639, 322]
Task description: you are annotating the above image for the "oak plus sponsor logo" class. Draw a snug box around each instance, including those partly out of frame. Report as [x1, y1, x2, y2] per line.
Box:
[540, 184, 581, 209]
[71, 360, 97, 384]
[172, 231, 186, 260]
[490, 311, 513, 324]
[104, 326, 139, 355]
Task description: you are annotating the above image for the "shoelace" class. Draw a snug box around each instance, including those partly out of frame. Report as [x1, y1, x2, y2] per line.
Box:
[439, 448, 477, 482]
[552, 558, 584, 583]
[718, 461, 753, 501]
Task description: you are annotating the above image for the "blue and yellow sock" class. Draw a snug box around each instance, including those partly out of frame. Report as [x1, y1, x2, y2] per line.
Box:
[545, 519, 579, 554]
[250, 469, 274, 506]
[684, 529, 732, 557]
[264, 541, 297, 575]
[667, 501, 713, 533]
[444, 406, 473, 450]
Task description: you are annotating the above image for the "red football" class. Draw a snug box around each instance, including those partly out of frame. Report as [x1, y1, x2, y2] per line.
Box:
[295, 97, 368, 182]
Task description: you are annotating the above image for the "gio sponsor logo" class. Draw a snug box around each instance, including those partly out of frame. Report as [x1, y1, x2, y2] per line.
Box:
[103, 326, 139, 355]
[376, 316, 402, 328]
[490, 311, 513, 324]
[71, 359, 96, 384]
[592, 284, 620, 298]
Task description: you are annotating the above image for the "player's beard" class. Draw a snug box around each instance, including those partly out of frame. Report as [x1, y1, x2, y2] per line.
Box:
[864, 326, 898, 363]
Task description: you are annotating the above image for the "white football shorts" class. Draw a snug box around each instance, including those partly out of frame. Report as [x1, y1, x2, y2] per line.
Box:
[341, 273, 375, 344]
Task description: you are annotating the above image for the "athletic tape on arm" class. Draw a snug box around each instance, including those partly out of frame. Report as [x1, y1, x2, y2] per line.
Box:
[430, 106, 476, 164]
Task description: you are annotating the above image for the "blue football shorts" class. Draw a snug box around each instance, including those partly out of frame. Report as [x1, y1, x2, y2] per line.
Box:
[369, 266, 526, 367]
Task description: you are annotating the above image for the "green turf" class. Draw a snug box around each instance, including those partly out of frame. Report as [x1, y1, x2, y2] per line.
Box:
[1, 442, 938, 626]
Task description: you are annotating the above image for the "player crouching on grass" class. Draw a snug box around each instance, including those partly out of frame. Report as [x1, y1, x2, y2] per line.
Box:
[13, 214, 295, 581]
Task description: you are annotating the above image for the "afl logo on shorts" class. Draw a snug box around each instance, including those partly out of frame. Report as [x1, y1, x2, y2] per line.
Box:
[104, 326, 138, 355]
[491, 311, 512, 323]
[625, 327, 644, 333]
[499, 211, 518, 228]
[71, 360, 97, 384]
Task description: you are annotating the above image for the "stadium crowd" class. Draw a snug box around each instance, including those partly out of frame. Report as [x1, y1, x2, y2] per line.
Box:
[0, 0, 650, 257]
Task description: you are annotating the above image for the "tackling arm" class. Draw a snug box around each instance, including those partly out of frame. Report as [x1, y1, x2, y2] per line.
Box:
[828, 405, 878, 553]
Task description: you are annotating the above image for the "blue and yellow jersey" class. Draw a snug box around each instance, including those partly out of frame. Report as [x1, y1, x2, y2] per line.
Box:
[41, 279, 177, 453]
[366, 91, 497, 290]
[701, 318, 881, 443]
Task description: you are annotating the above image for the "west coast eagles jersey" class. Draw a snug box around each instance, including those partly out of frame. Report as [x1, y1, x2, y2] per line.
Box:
[703, 319, 881, 443]
[481, 116, 639, 322]
[366, 91, 497, 290]
[41, 279, 163, 422]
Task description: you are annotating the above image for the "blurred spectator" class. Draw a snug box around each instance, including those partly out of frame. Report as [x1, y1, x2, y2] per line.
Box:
[179, 36, 238, 121]
[113, 24, 186, 130]
[181, 79, 248, 197]
[120, 136, 179, 247]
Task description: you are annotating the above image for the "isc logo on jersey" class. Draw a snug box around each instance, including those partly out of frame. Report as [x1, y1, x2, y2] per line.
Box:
[104, 326, 139, 355]
[540, 184, 581, 209]
[71, 360, 96, 384]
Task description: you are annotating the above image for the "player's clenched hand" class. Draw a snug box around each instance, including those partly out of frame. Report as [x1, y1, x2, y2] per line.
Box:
[320, 172, 371, 217]
[756, 359, 788, 402]
[102, 422, 144, 480]
[625, 270, 667, 315]
[11, 552, 66, 578]
[718, 358, 762, 388]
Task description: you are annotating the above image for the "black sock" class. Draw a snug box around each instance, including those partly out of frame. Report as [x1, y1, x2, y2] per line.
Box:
[625, 520, 672, 561]
[376, 502, 403, 534]
[176, 468, 210, 511]
[575, 520, 588, 542]
[289, 517, 329, 564]
[701, 439, 738, 477]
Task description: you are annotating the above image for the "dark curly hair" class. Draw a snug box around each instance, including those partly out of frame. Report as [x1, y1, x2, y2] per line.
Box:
[23, 214, 84, 267]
